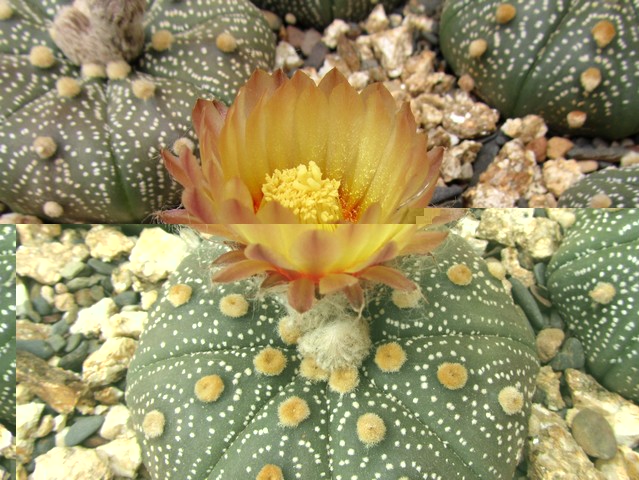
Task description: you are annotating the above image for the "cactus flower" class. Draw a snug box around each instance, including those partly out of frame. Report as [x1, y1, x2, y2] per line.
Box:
[159, 68, 443, 226]
[209, 218, 454, 313]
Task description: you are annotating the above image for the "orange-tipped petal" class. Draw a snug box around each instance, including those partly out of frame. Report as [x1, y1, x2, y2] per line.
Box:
[288, 277, 315, 313]
[318, 273, 359, 295]
[211, 259, 272, 283]
[181, 188, 217, 223]
[211, 249, 247, 266]
[260, 272, 289, 290]
[289, 229, 343, 275]
[245, 242, 297, 272]
[399, 231, 448, 255]
[344, 283, 364, 311]
[359, 265, 416, 291]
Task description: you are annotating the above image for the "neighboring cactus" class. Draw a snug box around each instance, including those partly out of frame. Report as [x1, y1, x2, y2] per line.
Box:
[546, 209, 639, 402]
[439, 0, 639, 139]
[558, 165, 639, 208]
[0, 0, 275, 222]
[0, 225, 16, 425]
[252, 0, 403, 29]
[127, 232, 539, 479]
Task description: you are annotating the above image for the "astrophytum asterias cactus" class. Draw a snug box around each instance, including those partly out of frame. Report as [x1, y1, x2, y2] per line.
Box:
[127, 232, 539, 479]
[0, 0, 275, 222]
[251, 0, 403, 29]
[547, 208, 639, 402]
[558, 165, 639, 208]
[0, 225, 16, 425]
[439, 0, 639, 139]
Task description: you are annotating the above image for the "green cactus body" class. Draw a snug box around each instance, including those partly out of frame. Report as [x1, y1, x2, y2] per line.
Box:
[127, 233, 539, 479]
[558, 165, 639, 208]
[252, 0, 403, 29]
[439, 0, 639, 139]
[546, 209, 639, 402]
[0, 225, 16, 425]
[0, 0, 275, 222]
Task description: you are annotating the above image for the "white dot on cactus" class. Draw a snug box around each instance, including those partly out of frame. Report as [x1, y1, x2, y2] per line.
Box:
[167, 284, 192, 307]
[495, 3, 516, 24]
[447, 263, 473, 286]
[219, 293, 249, 318]
[567, 110, 587, 129]
[132, 78, 156, 100]
[56, 77, 81, 98]
[589, 193, 613, 208]
[106, 60, 131, 80]
[278, 396, 310, 427]
[498, 386, 524, 415]
[299, 356, 329, 382]
[216, 32, 238, 53]
[256, 464, 284, 480]
[254, 347, 287, 376]
[29, 46, 55, 68]
[32, 136, 57, 159]
[43, 201, 64, 218]
[485, 258, 506, 280]
[0, 0, 13, 20]
[142, 410, 166, 439]
[151, 29, 174, 51]
[391, 285, 421, 309]
[468, 39, 488, 58]
[81, 63, 107, 78]
[374, 342, 407, 373]
[437, 362, 468, 390]
[194, 375, 225, 403]
[589, 282, 616, 304]
[328, 367, 359, 394]
[356, 413, 386, 446]
[591, 20, 616, 48]
[172, 137, 195, 156]
[277, 316, 301, 345]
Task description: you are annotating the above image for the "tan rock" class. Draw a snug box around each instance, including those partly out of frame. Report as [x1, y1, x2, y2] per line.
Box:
[16, 242, 89, 284]
[536, 366, 566, 411]
[96, 438, 142, 478]
[501, 115, 548, 143]
[82, 337, 138, 387]
[128, 228, 190, 283]
[368, 24, 413, 78]
[440, 141, 481, 182]
[547, 137, 575, 159]
[443, 94, 499, 138]
[537, 329, 566, 363]
[16, 225, 61, 246]
[501, 247, 535, 287]
[543, 159, 585, 197]
[526, 136, 548, 163]
[85, 226, 134, 262]
[32, 446, 113, 480]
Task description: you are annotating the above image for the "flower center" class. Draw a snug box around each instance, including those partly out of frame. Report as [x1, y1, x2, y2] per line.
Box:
[261, 161, 341, 223]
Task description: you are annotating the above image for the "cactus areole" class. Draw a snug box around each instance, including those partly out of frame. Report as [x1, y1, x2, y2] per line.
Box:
[439, 0, 639, 139]
[0, 0, 275, 222]
[127, 233, 539, 479]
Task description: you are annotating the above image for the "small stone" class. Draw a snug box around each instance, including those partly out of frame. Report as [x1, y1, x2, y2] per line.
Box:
[547, 137, 575, 159]
[101, 310, 147, 339]
[536, 328, 565, 363]
[274, 41, 303, 70]
[501, 115, 548, 143]
[85, 226, 135, 262]
[543, 159, 585, 197]
[526, 136, 548, 163]
[368, 24, 414, 78]
[113, 290, 140, 307]
[96, 437, 142, 478]
[364, 4, 389, 33]
[93, 386, 123, 406]
[16, 340, 55, 360]
[550, 337, 586, 371]
[322, 19, 350, 49]
[60, 261, 91, 280]
[58, 341, 90, 373]
[128, 228, 190, 282]
[443, 95, 499, 138]
[71, 298, 117, 337]
[47, 334, 67, 353]
[64, 416, 105, 447]
[17, 242, 89, 284]
[300, 28, 322, 57]
[32, 446, 113, 480]
[571, 408, 617, 459]
[17, 402, 45, 462]
[578, 160, 599, 173]
[87, 258, 116, 275]
[536, 366, 566, 411]
[82, 337, 137, 387]
[501, 248, 535, 288]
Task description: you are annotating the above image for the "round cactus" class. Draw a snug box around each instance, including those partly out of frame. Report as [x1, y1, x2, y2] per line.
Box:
[127, 232, 539, 479]
[439, 0, 639, 139]
[251, 0, 404, 29]
[558, 165, 639, 208]
[546, 209, 639, 402]
[0, 0, 275, 223]
[0, 225, 16, 425]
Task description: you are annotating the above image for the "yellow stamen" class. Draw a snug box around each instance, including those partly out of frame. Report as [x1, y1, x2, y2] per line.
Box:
[261, 161, 341, 223]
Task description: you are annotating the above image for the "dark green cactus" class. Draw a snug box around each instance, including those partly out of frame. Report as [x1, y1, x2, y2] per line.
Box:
[0, 0, 275, 223]
[0, 225, 16, 426]
[251, 0, 403, 29]
[558, 165, 639, 208]
[439, 0, 639, 139]
[127, 232, 539, 479]
[546, 209, 639, 402]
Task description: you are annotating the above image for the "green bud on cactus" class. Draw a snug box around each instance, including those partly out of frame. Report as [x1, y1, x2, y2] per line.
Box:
[547, 208, 639, 402]
[0, 0, 275, 222]
[0, 225, 16, 425]
[127, 232, 539, 479]
[439, 0, 639, 139]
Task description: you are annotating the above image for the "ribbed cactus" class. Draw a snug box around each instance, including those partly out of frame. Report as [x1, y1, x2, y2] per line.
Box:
[127, 232, 539, 479]
[252, 0, 403, 29]
[439, 0, 639, 139]
[558, 165, 639, 208]
[546, 209, 639, 402]
[0, 0, 275, 222]
[0, 225, 16, 426]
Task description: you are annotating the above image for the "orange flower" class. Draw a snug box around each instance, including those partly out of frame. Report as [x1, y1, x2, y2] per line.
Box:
[159, 68, 443, 225]
[210, 217, 455, 313]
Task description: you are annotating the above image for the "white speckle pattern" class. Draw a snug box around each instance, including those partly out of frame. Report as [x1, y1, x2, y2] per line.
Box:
[559, 165, 639, 207]
[0, 225, 16, 424]
[127, 234, 538, 479]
